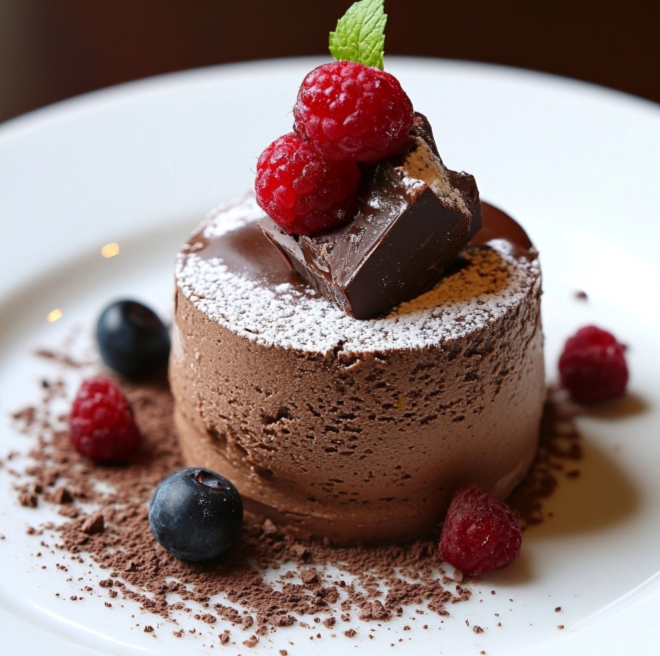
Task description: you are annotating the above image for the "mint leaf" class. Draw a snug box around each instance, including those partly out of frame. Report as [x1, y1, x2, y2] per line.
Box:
[329, 0, 387, 70]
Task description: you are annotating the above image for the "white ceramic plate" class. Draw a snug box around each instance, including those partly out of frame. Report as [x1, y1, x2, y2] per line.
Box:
[1, 57, 659, 656]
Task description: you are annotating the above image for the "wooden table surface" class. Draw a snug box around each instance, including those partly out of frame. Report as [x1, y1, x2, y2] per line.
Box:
[1, 0, 659, 125]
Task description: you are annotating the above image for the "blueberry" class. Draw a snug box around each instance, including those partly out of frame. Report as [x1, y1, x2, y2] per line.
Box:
[96, 300, 170, 378]
[149, 467, 243, 562]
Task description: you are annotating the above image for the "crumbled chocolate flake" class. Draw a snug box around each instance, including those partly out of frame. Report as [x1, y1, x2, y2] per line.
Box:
[219, 630, 230, 644]
[574, 290, 588, 300]
[243, 634, 259, 647]
[300, 567, 319, 585]
[555, 606, 562, 612]
[81, 513, 105, 535]
[19, 492, 38, 508]
[51, 487, 73, 504]
[144, 625, 154, 633]
[473, 625, 484, 634]
[344, 628, 357, 637]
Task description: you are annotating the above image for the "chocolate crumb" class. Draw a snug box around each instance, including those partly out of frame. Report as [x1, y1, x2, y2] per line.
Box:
[144, 625, 154, 633]
[343, 629, 357, 637]
[555, 606, 562, 612]
[243, 634, 259, 647]
[300, 567, 319, 585]
[473, 625, 484, 634]
[58, 505, 79, 519]
[81, 513, 104, 535]
[574, 290, 588, 300]
[51, 487, 73, 504]
[558, 624, 565, 630]
[19, 492, 38, 508]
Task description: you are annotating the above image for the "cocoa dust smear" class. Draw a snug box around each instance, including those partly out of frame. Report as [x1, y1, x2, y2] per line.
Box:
[6, 352, 582, 644]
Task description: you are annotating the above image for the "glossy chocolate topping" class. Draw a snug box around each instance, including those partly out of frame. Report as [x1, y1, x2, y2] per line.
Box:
[259, 116, 483, 320]
[192, 202, 531, 292]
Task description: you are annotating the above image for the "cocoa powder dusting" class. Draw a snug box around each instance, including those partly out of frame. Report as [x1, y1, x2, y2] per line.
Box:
[7, 358, 582, 642]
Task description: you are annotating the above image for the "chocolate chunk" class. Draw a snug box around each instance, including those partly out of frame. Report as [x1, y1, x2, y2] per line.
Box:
[260, 113, 481, 319]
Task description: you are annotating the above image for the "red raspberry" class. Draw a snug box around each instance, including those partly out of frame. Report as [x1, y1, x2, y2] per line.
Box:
[293, 61, 414, 162]
[255, 132, 361, 235]
[69, 377, 141, 462]
[439, 485, 522, 576]
[558, 325, 628, 404]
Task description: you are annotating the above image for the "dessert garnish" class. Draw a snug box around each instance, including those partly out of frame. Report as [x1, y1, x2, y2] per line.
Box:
[96, 299, 170, 378]
[69, 376, 141, 462]
[255, 0, 481, 319]
[293, 59, 413, 162]
[255, 132, 361, 235]
[438, 485, 522, 576]
[149, 467, 243, 562]
[558, 325, 629, 404]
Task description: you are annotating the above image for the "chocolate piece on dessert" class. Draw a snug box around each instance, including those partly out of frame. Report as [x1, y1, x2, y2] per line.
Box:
[260, 113, 482, 320]
[171, 193, 544, 545]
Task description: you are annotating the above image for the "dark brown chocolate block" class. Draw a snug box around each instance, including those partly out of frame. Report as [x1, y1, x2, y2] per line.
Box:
[260, 116, 481, 320]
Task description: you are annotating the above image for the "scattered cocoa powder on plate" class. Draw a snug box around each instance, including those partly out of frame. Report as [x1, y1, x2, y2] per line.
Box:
[6, 350, 582, 641]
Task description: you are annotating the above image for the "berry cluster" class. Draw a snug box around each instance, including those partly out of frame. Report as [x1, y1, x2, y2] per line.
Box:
[256, 60, 414, 235]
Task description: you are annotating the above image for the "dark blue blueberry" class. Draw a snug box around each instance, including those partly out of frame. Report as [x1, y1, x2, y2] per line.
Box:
[96, 300, 170, 378]
[149, 467, 243, 562]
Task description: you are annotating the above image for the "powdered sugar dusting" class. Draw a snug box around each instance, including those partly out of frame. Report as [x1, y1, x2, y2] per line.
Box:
[176, 195, 541, 354]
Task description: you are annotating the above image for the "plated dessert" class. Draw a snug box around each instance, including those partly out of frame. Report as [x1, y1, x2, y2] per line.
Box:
[170, 0, 545, 546]
[171, 195, 544, 544]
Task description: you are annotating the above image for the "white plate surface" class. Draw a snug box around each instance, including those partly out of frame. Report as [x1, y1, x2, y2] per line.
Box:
[1, 57, 660, 655]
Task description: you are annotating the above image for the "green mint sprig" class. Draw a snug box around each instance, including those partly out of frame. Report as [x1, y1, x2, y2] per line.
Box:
[329, 0, 387, 70]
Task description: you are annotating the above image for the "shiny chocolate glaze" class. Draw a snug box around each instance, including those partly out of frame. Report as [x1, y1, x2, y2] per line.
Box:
[193, 201, 534, 293]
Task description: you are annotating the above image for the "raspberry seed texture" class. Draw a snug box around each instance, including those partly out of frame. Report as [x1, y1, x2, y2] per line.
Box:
[439, 485, 522, 576]
[558, 325, 628, 404]
[69, 377, 141, 462]
[256, 132, 361, 235]
[293, 60, 414, 162]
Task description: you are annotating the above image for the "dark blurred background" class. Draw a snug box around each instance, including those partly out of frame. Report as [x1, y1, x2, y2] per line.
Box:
[1, 0, 659, 125]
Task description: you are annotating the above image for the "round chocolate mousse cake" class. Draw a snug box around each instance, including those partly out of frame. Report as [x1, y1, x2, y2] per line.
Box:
[170, 193, 544, 544]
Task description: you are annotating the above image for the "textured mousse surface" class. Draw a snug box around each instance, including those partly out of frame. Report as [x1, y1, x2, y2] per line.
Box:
[170, 194, 545, 544]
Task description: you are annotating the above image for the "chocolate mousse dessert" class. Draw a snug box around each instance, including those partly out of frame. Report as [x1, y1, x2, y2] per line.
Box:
[169, 0, 545, 544]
